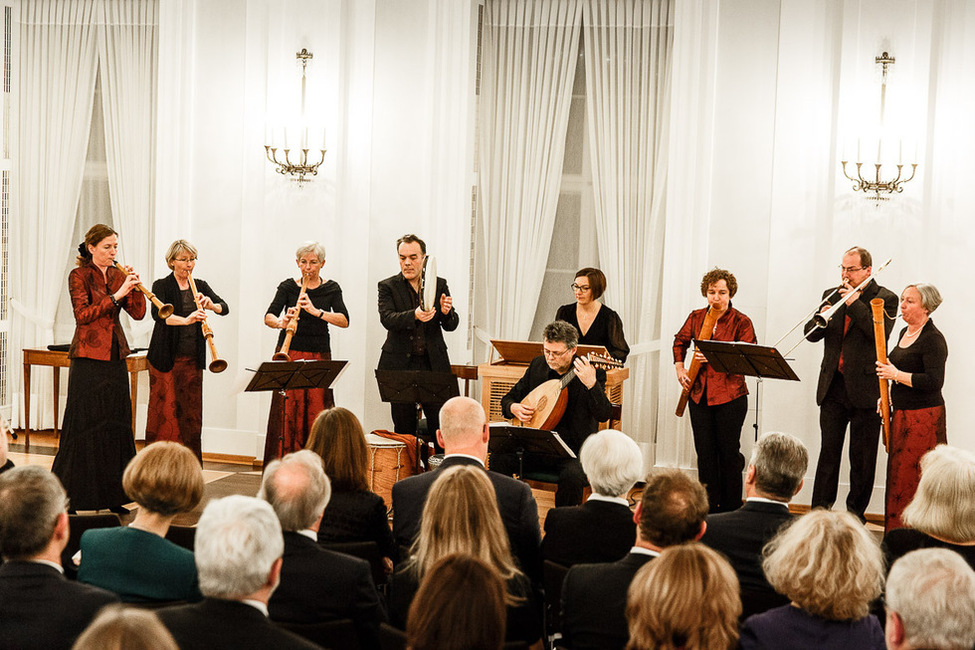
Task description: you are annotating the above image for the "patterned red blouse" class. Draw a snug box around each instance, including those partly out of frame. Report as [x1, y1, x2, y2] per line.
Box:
[672, 305, 757, 406]
[68, 262, 146, 360]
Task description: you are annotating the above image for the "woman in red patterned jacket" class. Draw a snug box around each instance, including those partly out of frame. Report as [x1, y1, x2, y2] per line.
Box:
[52, 224, 145, 513]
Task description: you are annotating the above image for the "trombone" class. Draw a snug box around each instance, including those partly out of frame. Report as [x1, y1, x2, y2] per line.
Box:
[188, 274, 228, 373]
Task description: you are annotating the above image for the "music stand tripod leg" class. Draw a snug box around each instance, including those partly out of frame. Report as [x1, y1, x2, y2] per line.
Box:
[278, 388, 288, 461]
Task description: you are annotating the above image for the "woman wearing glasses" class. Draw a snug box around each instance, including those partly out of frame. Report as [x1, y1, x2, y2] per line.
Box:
[673, 268, 757, 513]
[555, 267, 629, 362]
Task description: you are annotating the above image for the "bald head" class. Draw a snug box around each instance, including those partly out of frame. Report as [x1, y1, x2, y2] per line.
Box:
[258, 450, 331, 532]
[438, 397, 488, 455]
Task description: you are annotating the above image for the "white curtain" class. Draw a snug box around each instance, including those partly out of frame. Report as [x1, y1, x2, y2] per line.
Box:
[477, 0, 583, 342]
[582, 0, 673, 452]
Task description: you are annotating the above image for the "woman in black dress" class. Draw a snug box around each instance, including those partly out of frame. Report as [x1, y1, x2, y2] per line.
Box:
[555, 267, 629, 362]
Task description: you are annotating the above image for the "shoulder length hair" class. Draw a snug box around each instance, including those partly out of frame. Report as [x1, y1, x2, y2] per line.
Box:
[305, 407, 370, 492]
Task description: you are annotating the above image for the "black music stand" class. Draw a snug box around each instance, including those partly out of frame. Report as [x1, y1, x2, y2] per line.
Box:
[488, 423, 576, 478]
[375, 369, 460, 469]
[694, 340, 800, 381]
[246, 359, 348, 459]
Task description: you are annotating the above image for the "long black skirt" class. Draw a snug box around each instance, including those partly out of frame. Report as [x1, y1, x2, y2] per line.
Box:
[51, 357, 136, 510]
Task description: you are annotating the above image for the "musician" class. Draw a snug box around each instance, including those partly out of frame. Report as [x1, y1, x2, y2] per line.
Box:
[498, 320, 613, 506]
[146, 240, 229, 463]
[51, 224, 145, 513]
[876, 283, 947, 532]
[377, 234, 458, 450]
[673, 267, 756, 513]
[804, 246, 897, 521]
[555, 267, 629, 362]
[264, 242, 349, 465]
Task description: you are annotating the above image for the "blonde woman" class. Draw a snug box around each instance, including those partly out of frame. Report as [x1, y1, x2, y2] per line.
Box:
[740, 510, 886, 649]
[390, 465, 542, 648]
[626, 544, 741, 650]
[73, 605, 178, 650]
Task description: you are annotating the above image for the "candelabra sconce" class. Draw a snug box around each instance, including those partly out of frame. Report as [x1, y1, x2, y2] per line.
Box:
[841, 159, 918, 202]
[264, 48, 327, 185]
[265, 144, 326, 185]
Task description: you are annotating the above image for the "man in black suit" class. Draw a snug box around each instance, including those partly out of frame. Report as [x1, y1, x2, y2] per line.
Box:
[498, 320, 614, 506]
[542, 428, 642, 567]
[804, 246, 897, 520]
[701, 431, 808, 618]
[156, 496, 319, 650]
[392, 396, 541, 580]
[0, 466, 119, 650]
[377, 233, 459, 447]
[560, 469, 709, 650]
[260, 450, 386, 649]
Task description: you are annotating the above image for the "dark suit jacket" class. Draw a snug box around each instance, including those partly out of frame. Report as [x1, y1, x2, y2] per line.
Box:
[392, 456, 541, 581]
[269, 532, 386, 649]
[0, 561, 119, 650]
[377, 273, 459, 372]
[804, 279, 897, 408]
[317, 489, 396, 559]
[147, 273, 229, 372]
[158, 597, 321, 650]
[68, 262, 146, 360]
[541, 499, 635, 567]
[560, 551, 654, 650]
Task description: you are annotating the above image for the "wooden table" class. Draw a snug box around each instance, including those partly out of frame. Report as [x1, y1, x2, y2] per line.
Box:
[22, 348, 149, 450]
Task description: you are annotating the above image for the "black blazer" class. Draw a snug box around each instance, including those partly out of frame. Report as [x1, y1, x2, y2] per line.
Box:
[804, 279, 897, 409]
[147, 273, 229, 372]
[317, 489, 396, 560]
[269, 532, 386, 649]
[0, 561, 119, 650]
[541, 499, 635, 567]
[391, 456, 541, 581]
[158, 597, 321, 650]
[377, 273, 459, 372]
[560, 552, 655, 650]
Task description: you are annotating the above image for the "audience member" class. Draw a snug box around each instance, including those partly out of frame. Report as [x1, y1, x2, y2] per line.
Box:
[78, 441, 204, 602]
[542, 429, 641, 567]
[406, 553, 507, 650]
[884, 445, 975, 570]
[0, 466, 118, 650]
[701, 431, 808, 617]
[884, 548, 975, 650]
[72, 604, 178, 650]
[391, 465, 542, 648]
[740, 510, 886, 650]
[305, 407, 396, 567]
[0, 415, 13, 473]
[155, 495, 318, 650]
[560, 468, 709, 650]
[259, 449, 386, 649]
[392, 396, 541, 580]
[625, 544, 741, 650]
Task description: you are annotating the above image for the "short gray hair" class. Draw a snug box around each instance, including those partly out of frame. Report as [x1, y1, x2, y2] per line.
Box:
[194, 496, 284, 599]
[0, 466, 69, 560]
[580, 430, 643, 497]
[750, 432, 808, 501]
[903, 445, 975, 543]
[259, 450, 331, 532]
[907, 283, 943, 314]
[544, 320, 578, 349]
[886, 549, 975, 650]
[295, 241, 325, 262]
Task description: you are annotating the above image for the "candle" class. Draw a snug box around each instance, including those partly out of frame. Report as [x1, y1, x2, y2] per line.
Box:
[898, 139, 903, 165]
[877, 138, 882, 162]
[301, 127, 308, 150]
[857, 138, 861, 162]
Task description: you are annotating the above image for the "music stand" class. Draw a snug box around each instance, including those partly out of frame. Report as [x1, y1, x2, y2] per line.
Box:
[488, 423, 576, 477]
[693, 340, 800, 381]
[246, 359, 348, 459]
[375, 369, 461, 470]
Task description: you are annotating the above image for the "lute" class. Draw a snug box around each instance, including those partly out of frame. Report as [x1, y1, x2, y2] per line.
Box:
[513, 352, 623, 430]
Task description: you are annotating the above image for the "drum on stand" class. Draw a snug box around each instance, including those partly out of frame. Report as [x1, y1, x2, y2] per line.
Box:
[365, 432, 416, 510]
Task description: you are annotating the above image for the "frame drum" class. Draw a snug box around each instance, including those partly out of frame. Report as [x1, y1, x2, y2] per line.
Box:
[420, 255, 438, 311]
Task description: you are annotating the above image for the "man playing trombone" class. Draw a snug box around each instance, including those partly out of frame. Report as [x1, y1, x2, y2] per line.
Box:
[803, 246, 897, 520]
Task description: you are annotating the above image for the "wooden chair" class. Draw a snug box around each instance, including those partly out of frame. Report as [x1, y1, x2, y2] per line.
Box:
[62, 513, 122, 579]
[276, 618, 359, 650]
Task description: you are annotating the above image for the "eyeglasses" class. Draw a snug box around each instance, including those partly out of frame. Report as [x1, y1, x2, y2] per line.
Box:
[839, 265, 864, 273]
[174, 257, 197, 263]
[542, 347, 571, 359]
[570, 284, 590, 292]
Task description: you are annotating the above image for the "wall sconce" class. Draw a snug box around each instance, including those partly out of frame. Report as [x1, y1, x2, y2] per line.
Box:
[264, 48, 326, 185]
[840, 52, 918, 201]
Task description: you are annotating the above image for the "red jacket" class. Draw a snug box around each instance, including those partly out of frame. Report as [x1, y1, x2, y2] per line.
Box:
[673, 305, 756, 406]
[68, 262, 146, 360]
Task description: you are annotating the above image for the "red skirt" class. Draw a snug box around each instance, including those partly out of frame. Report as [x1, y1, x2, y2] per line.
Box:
[263, 349, 334, 466]
[146, 356, 204, 462]
[885, 405, 947, 532]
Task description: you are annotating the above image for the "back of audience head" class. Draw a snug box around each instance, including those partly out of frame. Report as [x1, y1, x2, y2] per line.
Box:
[902, 445, 975, 543]
[194, 495, 283, 600]
[259, 449, 331, 532]
[123, 441, 205, 517]
[437, 396, 487, 450]
[305, 407, 370, 492]
[885, 548, 975, 650]
[626, 544, 741, 650]
[581, 429, 643, 499]
[0, 466, 69, 561]
[749, 432, 807, 501]
[72, 605, 178, 650]
[762, 509, 883, 620]
[406, 554, 506, 650]
[638, 469, 709, 548]
[0, 414, 10, 467]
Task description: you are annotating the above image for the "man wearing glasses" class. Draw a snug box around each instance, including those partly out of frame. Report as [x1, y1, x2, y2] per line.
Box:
[803, 246, 897, 520]
[497, 320, 613, 506]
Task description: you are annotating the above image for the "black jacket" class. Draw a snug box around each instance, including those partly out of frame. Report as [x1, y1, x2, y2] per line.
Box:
[377, 273, 458, 372]
[147, 273, 229, 372]
[158, 597, 320, 650]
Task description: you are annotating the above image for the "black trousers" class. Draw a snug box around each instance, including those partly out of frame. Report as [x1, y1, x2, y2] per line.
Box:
[387, 354, 445, 453]
[688, 395, 748, 513]
[811, 373, 881, 519]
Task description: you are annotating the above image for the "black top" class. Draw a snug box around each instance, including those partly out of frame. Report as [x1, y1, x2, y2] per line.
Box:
[888, 320, 948, 411]
[883, 527, 975, 571]
[317, 489, 396, 559]
[266, 278, 348, 354]
[500, 356, 613, 454]
[556, 303, 629, 362]
[147, 273, 230, 372]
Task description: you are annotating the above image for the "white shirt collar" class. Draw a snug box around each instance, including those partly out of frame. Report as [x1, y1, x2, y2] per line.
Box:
[296, 529, 317, 541]
[587, 493, 630, 507]
[629, 546, 661, 558]
[746, 496, 790, 509]
[241, 599, 269, 617]
[443, 453, 485, 467]
[30, 559, 64, 574]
